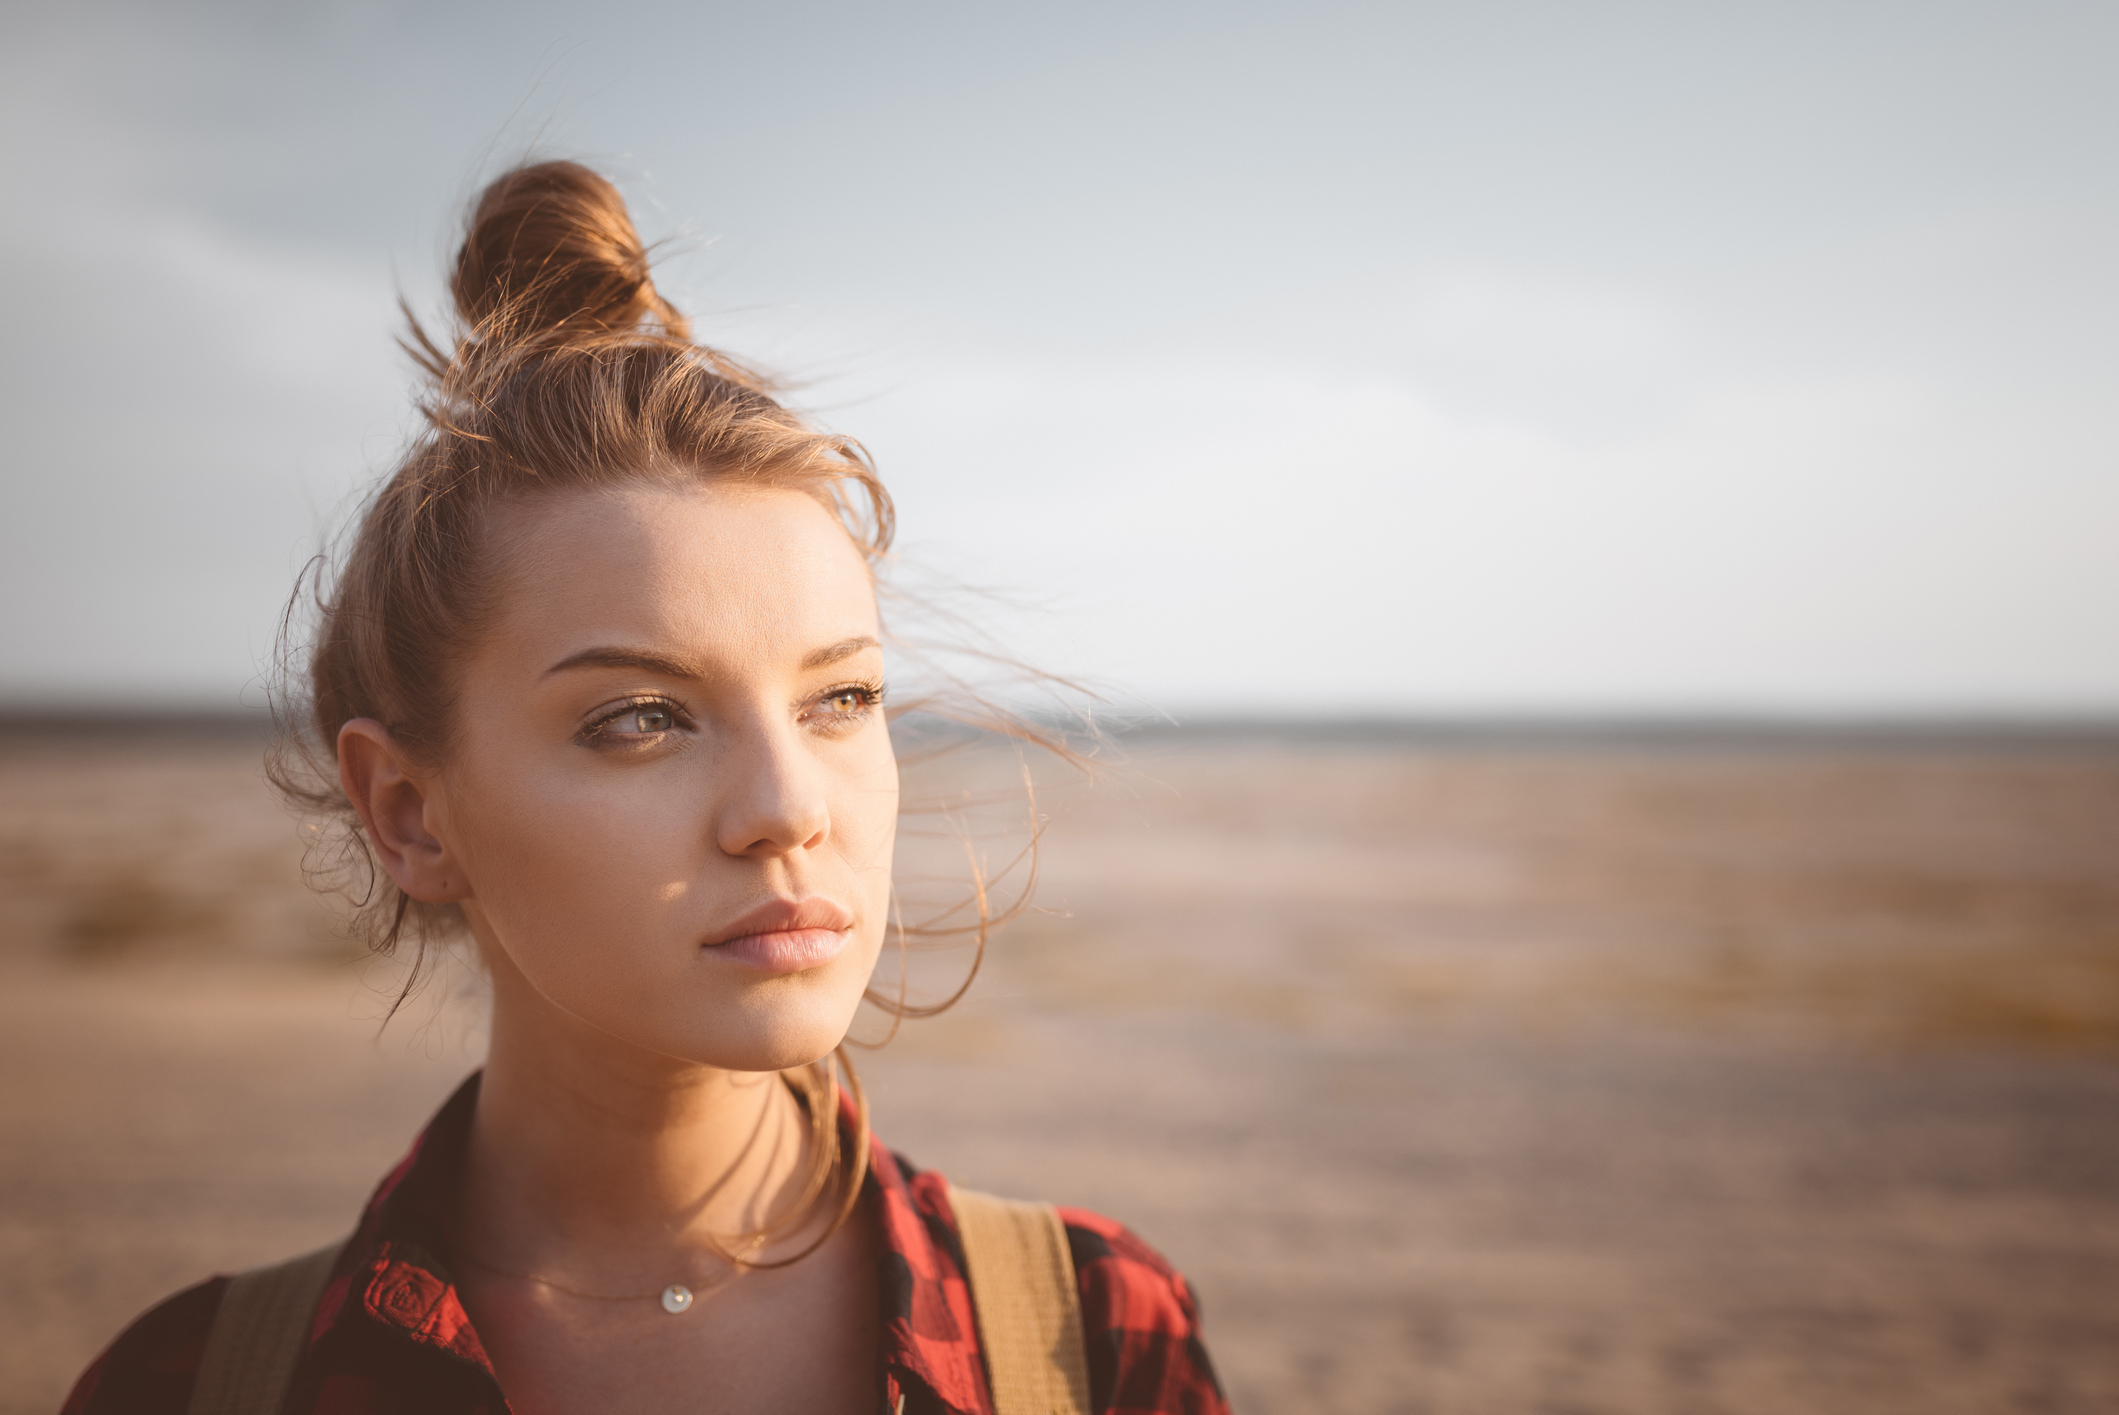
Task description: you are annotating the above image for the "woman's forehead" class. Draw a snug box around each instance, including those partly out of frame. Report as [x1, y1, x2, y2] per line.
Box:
[479, 482, 880, 668]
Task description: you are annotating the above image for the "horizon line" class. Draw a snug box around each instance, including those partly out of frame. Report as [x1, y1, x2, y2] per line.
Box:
[4, 703, 2118, 751]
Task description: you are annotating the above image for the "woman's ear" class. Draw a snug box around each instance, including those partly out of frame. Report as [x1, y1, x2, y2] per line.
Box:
[337, 719, 470, 903]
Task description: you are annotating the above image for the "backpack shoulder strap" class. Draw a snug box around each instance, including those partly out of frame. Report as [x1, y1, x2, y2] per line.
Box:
[186, 1240, 345, 1415]
[945, 1184, 1091, 1415]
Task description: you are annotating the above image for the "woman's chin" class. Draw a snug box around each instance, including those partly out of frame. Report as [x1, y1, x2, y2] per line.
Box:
[649, 997, 862, 1075]
[693, 1034, 847, 1076]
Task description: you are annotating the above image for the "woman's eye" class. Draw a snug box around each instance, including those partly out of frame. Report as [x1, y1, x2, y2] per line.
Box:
[809, 685, 880, 727]
[587, 702, 681, 741]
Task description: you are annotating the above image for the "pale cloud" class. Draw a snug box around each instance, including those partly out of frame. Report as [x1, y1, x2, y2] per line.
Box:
[1, 0, 2113, 717]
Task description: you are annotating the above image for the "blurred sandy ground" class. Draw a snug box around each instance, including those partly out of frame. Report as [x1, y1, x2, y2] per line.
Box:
[3, 724, 2116, 1414]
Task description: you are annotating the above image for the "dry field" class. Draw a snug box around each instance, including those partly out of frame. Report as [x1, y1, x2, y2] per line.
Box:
[2, 723, 2117, 1414]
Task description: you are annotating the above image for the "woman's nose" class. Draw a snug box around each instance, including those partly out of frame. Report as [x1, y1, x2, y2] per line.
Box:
[714, 722, 831, 859]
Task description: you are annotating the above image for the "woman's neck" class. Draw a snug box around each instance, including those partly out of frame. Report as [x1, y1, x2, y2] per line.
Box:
[451, 952, 820, 1290]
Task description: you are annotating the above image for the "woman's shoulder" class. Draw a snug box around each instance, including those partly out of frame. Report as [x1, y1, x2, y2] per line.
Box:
[1053, 1206, 1227, 1415]
[889, 1153, 1229, 1415]
[1053, 1203, 1202, 1318]
[60, 1275, 227, 1415]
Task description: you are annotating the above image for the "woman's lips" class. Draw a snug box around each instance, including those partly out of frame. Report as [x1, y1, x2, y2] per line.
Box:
[703, 897, 854, 974]
[710, 927, 850, 974]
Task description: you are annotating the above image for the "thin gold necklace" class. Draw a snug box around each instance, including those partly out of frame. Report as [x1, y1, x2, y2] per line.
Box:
[454, 1245, 754, 1315]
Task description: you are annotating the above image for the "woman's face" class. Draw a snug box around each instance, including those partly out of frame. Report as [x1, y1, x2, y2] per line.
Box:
[422, 480, 897, 1073]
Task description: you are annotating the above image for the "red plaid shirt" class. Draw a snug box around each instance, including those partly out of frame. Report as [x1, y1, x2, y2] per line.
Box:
[62, 1074, 1227, 1415]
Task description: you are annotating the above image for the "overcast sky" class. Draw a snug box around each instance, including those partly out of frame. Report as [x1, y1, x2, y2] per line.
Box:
[3, 0, 2114, 717]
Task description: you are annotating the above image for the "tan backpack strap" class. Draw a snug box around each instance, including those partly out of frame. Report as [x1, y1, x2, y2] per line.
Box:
[187, 1240, 345, 1415]
[946, 1184, 1091, 1415]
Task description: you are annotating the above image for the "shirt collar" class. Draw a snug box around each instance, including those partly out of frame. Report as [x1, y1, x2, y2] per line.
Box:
[312, 1070, 993, 1415]
[311, 1071, 492, 1373]
[864, 1127, 993, 1415]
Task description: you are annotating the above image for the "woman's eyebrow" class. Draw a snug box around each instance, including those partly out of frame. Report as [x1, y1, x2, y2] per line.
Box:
[542, 646, 704, 679]
[542, 638, 878, 679]
[801, 636, 880, 671]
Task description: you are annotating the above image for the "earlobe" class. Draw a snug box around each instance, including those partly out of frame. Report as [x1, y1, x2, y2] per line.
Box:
[336, 719, 469, 904]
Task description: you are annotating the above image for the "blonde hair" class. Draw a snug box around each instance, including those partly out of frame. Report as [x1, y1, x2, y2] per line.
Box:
[271, 159, 1052, 1268]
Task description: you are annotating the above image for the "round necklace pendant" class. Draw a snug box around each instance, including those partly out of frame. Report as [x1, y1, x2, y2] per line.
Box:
[660, 1284, 693, 1314]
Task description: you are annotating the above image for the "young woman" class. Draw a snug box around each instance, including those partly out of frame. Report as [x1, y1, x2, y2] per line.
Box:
[63, 162, 1226, 1415]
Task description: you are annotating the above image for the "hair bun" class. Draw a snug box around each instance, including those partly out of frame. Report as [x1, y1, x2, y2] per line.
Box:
[451, 161, 689, 341]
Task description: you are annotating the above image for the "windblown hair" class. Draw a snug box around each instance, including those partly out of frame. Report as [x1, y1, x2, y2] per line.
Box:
[272, 160, 934, 1266]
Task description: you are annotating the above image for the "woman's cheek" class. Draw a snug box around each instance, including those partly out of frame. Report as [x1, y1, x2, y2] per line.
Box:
[463, 767, 683, 966]
[841, 806, 899, 941]
[839, 742, 901, 863]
